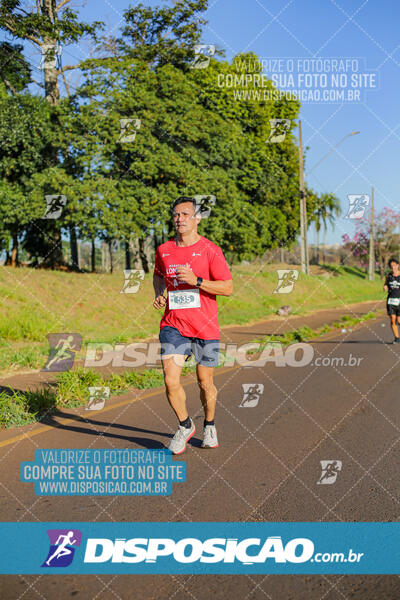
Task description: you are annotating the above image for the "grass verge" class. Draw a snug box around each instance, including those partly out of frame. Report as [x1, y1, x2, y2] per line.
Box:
[0, 311, 380, 429]
[0, 264, 385, 374]
[248, 311, 378, 348]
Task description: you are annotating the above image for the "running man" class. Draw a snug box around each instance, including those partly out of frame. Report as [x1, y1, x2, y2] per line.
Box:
[44, 334, 77, 370]
[384, 257, 400, 344]
[317, 461, 341, 485]
[153, 196, 233, 454]
[45, 531, 77, 566]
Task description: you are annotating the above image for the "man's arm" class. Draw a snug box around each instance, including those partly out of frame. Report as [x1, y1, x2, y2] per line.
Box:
[197, 278, 233, 296]
[153, 274, 167, 309]
[384, 275, 389, 292]
[153, 274, 166, 297]
[175, 266, 233, 296]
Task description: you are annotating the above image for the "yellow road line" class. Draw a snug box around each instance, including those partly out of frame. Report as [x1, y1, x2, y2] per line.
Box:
[0, 367, 237, 449]
[0, 312, 382, 450]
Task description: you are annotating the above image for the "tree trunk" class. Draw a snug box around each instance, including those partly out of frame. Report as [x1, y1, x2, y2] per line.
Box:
[108, 240, 114, 274]
[103, 242, 110, 273]
[49, 226, 64, 269]
[11, 232, 18, 267]
[125, 240, 131, 270]
[378, 245, 384, 279]
[138, 237, 149, 273]
[69, 226, 79, 271]
[43, 55, 60, 105]
[77, 240, 82, 270]
[41, 0, 60, 106]
[91, 237, 96, 273]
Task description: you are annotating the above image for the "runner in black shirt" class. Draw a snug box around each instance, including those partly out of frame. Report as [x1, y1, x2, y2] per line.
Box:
[384, 258, 400, 344]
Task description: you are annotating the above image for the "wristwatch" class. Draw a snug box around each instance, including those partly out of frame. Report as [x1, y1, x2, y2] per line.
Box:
[196, 277, 203, 288]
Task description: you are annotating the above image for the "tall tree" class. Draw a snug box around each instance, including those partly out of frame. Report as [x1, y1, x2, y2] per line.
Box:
[0, 0, 103, 267]
[309, 192, 341, 263]
[0, 94, 58, 266]
[74, 46, 301, 264]
[185, 51, 301, 259]
[119, 0, 209, 68]
[0, 0, 103, 104]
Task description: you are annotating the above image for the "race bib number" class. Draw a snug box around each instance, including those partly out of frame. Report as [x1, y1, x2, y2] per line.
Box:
[388, 297, 400, 306]
[169, 289, 201, 310]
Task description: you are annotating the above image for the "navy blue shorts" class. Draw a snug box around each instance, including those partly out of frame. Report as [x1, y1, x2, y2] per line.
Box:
[159, 326, 219, 367]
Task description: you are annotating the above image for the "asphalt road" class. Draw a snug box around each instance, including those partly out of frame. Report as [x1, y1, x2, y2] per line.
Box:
[0, 312, 399, 599]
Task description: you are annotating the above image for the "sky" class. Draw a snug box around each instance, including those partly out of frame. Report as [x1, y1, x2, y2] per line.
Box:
[16, 0, 400, 244]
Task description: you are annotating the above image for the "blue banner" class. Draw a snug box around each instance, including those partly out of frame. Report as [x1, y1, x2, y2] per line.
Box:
[0, 522, 398, 574]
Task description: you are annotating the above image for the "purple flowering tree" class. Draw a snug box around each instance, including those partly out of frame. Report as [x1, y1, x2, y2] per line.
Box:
[342, 208, 400, 277]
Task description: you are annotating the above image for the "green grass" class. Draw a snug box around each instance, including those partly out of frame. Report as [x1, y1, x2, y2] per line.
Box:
[249, 311, 378, 348]
[0, 264, 385, 374]
[0, 310, 381, 429]
[0, 367, 175, 429]
[0, 340, 48, 371]
[0, 387, 57, 428]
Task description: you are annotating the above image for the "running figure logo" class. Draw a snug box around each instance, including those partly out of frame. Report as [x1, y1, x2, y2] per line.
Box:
[42, 333, 82, 372]
[345, 195, 370, 219]
[120, 269, 145, 293]
[239, 384, 264, 407]
[317, 460, 342, 485]
[267, 119, 291, 143]
[43, 195, 67, 219]
[274, 269, 299, 294]
[190, 45, 215, 69]
[118, 118, 141, 143]
[86, 386, 110, 411]
[42, 529, 82, 568]
[193, 195, 216, 219]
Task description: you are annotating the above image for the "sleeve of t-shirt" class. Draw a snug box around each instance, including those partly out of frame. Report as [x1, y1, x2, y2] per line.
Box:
[153, 248, 164, 279]
[209, 246, 232, 281]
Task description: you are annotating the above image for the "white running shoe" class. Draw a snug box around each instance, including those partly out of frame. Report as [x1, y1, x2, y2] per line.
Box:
[201, 425, 219, 449]
[168, 419, 196, 455]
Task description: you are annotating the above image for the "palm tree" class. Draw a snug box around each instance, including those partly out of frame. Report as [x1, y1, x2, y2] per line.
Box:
[313, 193, 341, 264]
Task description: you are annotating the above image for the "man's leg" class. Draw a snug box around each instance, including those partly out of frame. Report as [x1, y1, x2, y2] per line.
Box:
[390, 314, 398, 339]
[162, 353, 196, 454]
[159, 327, 196, 452]
[161, 354, 187, 420]
[196, 364, 217, 420]
[197, 364, 219, 449]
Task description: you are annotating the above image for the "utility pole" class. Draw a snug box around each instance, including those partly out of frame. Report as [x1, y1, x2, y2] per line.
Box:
[368, 187, 375, 281]
[298, 120, 309, 274]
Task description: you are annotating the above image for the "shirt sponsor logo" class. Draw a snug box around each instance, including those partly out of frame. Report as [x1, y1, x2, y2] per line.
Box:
[166, 263, 187, 275]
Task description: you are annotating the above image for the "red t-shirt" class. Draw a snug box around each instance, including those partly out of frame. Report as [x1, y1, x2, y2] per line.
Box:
[154, 236, 232, 340]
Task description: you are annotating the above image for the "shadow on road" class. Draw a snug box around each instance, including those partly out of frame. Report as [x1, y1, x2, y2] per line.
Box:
[37, 410, 174, 449]
[39, 410, 202, 450]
